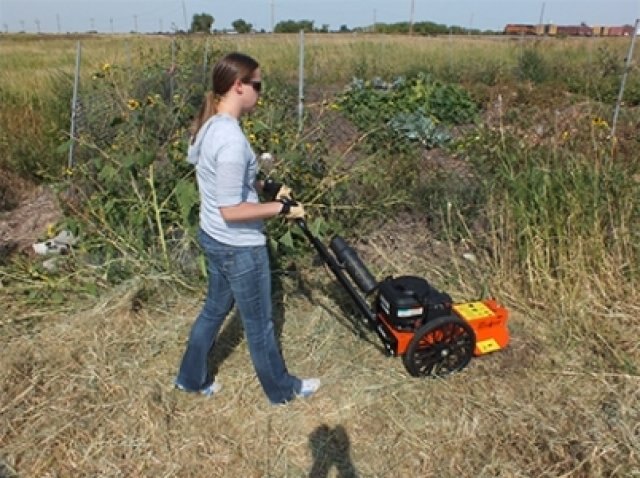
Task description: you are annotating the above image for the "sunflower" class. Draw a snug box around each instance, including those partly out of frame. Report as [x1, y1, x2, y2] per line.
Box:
[127, 99, 141, 110]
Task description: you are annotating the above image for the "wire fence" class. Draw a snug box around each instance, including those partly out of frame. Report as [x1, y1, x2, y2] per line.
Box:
[67, 34, 310, 168]
[65, 29, 639, 168]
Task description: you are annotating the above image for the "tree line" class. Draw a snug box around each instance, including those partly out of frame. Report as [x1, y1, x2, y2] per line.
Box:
[190, 14, 497, 35]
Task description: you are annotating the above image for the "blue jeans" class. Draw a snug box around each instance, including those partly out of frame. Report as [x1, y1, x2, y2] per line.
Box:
[176, 229, 301, 404]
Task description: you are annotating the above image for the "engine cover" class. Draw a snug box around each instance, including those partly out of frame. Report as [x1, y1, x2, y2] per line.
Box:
[375, 276, 452, 331]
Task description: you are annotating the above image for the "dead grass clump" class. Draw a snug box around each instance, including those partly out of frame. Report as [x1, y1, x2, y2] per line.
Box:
[2, 218, 639, 477]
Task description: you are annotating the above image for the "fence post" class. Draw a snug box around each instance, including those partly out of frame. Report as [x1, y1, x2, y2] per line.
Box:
[68, 41, 82, 169]
[203, 38, 210, 86]
[170, 37, 176, 101]
[611, 18, 640, 139]
[298, 29, 305, 132]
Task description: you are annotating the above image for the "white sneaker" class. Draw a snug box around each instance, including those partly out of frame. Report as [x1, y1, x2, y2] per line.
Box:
[175, 381, 222, 397]
[297, 378, 321, 398]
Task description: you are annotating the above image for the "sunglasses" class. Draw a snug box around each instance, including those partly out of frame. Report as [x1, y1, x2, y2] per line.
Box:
[245, 80, 262, 93]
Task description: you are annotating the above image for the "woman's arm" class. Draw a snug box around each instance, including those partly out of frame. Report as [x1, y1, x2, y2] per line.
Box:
[219, 201, 282, 222]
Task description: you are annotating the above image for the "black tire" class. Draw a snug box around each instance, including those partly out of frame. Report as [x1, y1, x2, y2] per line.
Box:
[402, 315, 476, 377]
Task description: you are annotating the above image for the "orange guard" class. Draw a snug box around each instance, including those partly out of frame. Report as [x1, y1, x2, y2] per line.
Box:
[452, 300, 509, 356]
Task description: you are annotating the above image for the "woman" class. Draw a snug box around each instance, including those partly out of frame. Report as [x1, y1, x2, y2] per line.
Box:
[175, 52, 320, 404]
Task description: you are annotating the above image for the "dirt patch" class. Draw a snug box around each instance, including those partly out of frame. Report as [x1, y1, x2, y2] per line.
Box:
[0, 170, 63, 261]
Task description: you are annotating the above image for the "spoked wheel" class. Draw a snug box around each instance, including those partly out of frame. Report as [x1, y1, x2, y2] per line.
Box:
[402, 315, 476, 377]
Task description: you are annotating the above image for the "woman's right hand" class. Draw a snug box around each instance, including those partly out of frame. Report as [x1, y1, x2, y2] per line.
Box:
[284, 202, 304, 220]
[279, 199, 305, 220]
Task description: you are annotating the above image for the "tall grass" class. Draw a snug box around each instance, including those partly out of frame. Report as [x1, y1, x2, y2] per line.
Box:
[1, 33, 638, 300]
[480, 141, 638, 302]
[2, 33, 639, 478]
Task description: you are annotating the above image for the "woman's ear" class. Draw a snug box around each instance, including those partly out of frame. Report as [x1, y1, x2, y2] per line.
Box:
[233, 78, 245, 95]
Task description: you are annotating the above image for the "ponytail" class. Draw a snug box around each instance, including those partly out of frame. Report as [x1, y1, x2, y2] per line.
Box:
[190, 91, 219, 143]
[190, 52, 259, 143]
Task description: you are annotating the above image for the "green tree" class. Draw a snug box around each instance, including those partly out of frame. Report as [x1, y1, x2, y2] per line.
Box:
[232, 18, 253, 34]
[274, 19, 314, 33]
[191, 13, 214, 33]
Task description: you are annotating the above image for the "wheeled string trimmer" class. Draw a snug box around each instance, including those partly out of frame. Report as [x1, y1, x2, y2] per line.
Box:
[294, 217, 510, 377]
[265, 180, 510, 378]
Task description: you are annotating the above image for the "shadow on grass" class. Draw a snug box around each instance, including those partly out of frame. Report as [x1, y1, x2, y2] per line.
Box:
[308, 424, 359, 478]
[294, 261, 385, 355]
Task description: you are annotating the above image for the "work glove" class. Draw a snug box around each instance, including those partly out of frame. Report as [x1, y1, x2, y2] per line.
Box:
[275, 184, 292, 202]
[279, 198, 305, 220]
[262, 178, 293, 202]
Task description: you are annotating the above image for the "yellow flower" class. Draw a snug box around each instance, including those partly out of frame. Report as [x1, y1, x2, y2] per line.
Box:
[329, 103, 340, 110]
[101, 63, 111, 72]
[271, 133, 280, 145]
[592, 117, 609, 128]
[561, 131, 570, 141]
[47, 223, 56, 238]
[257, 99, 264, 107]
[127, 99, 141, 110]
[146, 95, 156, 107]
[248, 133, 257, 143]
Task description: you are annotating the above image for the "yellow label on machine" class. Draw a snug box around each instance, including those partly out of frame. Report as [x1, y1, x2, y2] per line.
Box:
[476, 338, 501, 353]
[453, 302, 494, 321]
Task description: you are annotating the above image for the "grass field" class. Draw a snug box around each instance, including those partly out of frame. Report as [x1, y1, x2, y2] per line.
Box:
[1, 33, 639, 477]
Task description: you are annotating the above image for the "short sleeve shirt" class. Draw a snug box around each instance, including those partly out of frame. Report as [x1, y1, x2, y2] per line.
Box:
[190, 114, 265, 246]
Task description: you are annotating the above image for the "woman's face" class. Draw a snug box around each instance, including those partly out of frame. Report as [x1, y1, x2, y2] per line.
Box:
[240, 67, 262, 114]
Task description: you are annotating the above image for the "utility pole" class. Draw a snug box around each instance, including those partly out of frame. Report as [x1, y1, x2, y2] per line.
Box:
[90, 17, 95, 31]
[56, 13, 61, 33]
[35, 18, 40, 34]
[20, 20, 25, 32]
[110, 17, 114, 33]
[182, 0, 188, 32]
[133, 14, 138, 32]
[409, 0, 415, 35]
[270, 0, 275, 33]
[538, 2, 546, 35]
[3, 23, 8, 34]
[373, 9, 377, 33]
[468, 13, 473, 35]
[159, 18, 163, 32]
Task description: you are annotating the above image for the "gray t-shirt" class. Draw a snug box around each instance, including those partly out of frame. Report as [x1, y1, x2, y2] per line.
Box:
[187, 113, 265, 246]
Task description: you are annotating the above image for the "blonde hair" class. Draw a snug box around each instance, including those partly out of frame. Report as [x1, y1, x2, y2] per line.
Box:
[190, 52, 259, 142]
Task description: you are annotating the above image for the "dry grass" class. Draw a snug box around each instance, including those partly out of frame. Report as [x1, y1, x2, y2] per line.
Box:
[1, 223, 638, 477]
[1, 33, 638, 477]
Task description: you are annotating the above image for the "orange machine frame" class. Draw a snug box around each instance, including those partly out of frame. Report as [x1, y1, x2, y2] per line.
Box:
[377, 299, 509, 357]
[452, 300, 509, 356]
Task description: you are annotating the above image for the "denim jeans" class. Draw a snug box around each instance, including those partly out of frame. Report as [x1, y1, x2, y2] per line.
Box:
[176, 229, 301, 404]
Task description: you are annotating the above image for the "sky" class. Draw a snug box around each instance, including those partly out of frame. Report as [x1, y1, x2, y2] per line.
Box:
[0, 0, 638, 34]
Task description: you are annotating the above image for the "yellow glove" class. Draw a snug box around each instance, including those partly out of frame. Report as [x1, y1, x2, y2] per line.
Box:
[275, 185, 293, 202]
[279, 199, 305, 220]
